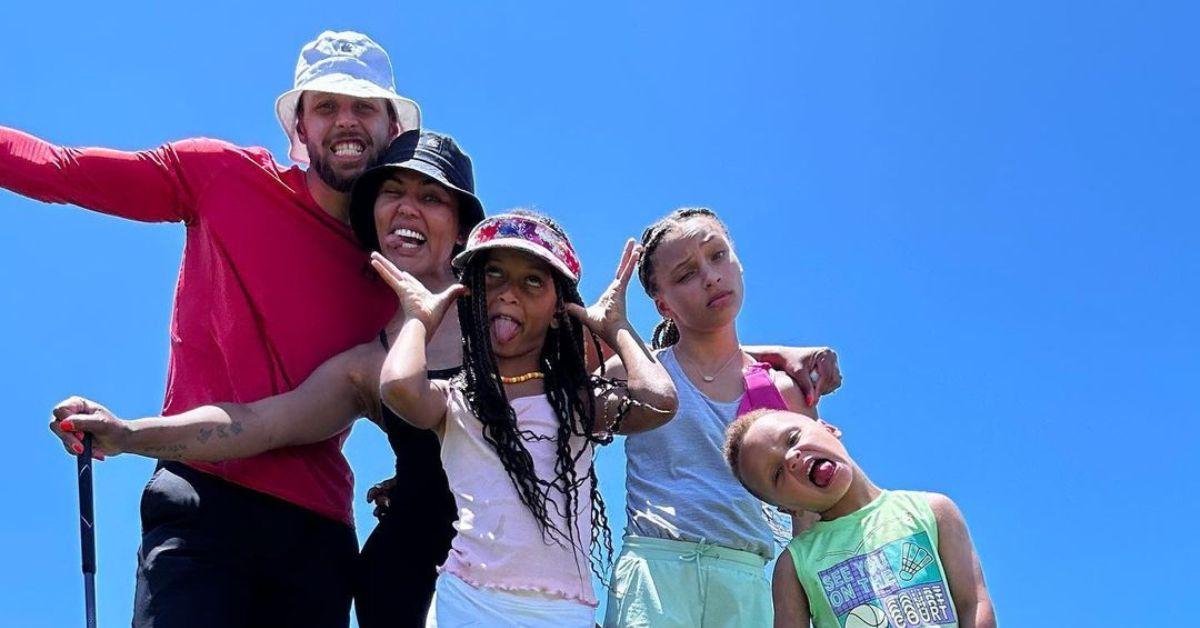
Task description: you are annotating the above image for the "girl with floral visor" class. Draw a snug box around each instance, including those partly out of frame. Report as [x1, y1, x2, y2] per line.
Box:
[372, 210, 677, 625]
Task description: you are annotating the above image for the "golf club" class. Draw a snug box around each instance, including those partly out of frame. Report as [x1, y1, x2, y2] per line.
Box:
[77, 433, 97, 628]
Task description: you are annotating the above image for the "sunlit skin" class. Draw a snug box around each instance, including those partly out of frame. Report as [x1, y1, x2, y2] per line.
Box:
[646, 215, 842, 408]
[736, 410, 880, 521]
[372, 172, 464, 373]
[650, 217, 745, 341]
[297, 91, 399, 220]
[48, 175, 469, 461]
[370, 236, 677, 435]
[648, 216, 818, 419]
[373, 171, 464, 288]
[647, 217, 752, 405]
[482, 249, 561, 386]
[741, 410, 998, 628]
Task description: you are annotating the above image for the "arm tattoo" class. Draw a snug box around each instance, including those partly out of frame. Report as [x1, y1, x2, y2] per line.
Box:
[197, 428, 213, 443]
[142, 443, 188, 457]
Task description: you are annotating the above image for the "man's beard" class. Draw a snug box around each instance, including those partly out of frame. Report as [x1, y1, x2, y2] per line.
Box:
[310, 154, 362, 192]
[309, 142, 383, 192]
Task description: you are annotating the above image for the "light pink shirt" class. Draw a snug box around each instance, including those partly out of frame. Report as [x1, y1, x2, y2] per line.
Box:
[439, 388, 597, 606]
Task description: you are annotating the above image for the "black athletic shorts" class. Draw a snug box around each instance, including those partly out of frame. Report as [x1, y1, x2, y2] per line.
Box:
[133, 462, 357, 628]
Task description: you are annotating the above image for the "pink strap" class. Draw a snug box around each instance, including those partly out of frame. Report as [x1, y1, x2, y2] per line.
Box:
[737, 362, 788, 416]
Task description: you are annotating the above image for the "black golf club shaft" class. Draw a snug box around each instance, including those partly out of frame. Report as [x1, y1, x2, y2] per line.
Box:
[77, 434, 97, 628]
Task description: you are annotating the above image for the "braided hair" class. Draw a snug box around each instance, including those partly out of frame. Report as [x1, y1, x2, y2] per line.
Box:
[455, 210, 616, 577]
[636, 207, 733, 349]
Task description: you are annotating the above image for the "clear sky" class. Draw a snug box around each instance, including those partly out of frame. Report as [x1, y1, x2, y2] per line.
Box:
[1, 2, 1196, 626]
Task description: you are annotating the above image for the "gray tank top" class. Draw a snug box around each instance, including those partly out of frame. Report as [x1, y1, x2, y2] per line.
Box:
[623, 347, 775, 559]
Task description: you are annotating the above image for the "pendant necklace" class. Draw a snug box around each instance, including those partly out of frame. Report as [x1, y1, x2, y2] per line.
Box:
[680, 348, 743, 383]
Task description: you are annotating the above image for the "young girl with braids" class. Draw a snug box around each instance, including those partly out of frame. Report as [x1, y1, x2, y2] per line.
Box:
[604, 207, 840, 627]
[372, 210, 677, 626]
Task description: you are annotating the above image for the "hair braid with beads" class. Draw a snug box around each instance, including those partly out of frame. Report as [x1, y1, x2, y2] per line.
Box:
[636, 207, 733, 349]
[455, 210, 616, 578]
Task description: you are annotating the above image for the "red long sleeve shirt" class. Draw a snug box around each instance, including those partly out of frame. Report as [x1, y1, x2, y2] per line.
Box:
[1, 127, 395, 525]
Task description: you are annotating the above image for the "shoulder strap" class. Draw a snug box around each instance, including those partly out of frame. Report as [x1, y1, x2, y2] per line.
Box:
[737, 362, 789, 416]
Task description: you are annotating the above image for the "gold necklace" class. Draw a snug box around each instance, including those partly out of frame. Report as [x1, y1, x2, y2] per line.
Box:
[500, 371, 545, 384]
[679, 347, 744, 383]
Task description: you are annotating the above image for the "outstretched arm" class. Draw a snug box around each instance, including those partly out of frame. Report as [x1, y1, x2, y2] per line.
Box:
[0, 126, 227, 223]
[928, 493, 996, 628]
[570, 240, 677, 434]
[372, 253, 462, 431]
[49, 346, 373, 461]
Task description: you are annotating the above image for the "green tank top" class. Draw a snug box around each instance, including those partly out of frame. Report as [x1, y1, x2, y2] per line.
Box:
[786, 490, 959, 628]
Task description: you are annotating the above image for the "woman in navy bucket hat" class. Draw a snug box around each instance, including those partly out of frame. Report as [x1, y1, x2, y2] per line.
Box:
[47, 129, 485, 628]
[349, 130, 486, 627]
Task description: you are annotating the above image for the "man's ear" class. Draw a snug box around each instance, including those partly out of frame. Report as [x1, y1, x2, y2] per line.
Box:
[818, 419, 843, 439]
[295, 93, 309, 143]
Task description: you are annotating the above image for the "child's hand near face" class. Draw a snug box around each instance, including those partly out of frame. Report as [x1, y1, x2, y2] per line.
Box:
[566, 239, 641, 347]
[371, 251, 466, 331]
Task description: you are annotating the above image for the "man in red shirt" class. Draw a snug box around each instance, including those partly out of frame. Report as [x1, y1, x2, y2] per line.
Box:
[3, 31, 415, 628]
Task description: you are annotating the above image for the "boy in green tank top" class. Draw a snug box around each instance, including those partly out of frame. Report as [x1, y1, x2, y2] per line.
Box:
[724, 410, 996, 628]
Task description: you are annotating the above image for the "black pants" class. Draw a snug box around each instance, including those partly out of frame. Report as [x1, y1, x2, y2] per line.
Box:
[355, 514, 454, 627]
[354, 475, 456, 628]
[133, 463, 357, 628]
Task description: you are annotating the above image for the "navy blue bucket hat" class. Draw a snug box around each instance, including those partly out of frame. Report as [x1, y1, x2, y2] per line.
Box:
[349, 129, 485, 251]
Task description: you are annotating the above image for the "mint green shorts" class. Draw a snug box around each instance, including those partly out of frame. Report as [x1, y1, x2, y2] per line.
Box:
[603, 536, 772, 628]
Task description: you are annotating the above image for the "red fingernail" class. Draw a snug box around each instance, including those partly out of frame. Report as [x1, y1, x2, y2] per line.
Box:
[73, 443, 83, 454]
[806, 393, 815, 407]
[60, 420, 75, 432]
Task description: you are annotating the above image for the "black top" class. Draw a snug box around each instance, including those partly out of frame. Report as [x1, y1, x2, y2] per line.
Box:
[377, 330, 459, 526]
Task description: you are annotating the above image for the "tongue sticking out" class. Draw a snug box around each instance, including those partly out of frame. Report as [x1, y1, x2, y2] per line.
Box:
[491, 317, 521, 344]
[809, 460, 836, 488]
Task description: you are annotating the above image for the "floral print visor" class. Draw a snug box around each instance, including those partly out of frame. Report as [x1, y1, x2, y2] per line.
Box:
[452, 213, 583, 283]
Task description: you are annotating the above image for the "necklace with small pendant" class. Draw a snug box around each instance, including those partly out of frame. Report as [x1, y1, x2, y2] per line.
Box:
[680, 347, 744, 382]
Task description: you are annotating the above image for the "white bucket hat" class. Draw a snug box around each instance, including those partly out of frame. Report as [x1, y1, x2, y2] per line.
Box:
[275, 31, 421, 165]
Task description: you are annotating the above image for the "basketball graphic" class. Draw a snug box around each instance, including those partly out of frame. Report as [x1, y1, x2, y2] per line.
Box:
[843, 603, 889, 628]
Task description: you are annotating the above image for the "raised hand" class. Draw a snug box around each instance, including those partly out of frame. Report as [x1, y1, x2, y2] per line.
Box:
[370, 252, 466, 331]
[566, 239, 641, 346]
[49, 396, 129, 459]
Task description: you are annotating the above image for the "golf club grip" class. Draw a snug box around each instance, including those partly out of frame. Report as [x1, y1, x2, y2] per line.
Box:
[77, 434, 95, 575]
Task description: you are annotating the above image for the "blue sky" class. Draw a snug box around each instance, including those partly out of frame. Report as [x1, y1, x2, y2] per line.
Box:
[1, 1, 1196, 626]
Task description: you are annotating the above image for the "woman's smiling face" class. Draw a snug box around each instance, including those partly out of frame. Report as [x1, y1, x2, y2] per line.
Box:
[372, 169, 462, 281]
